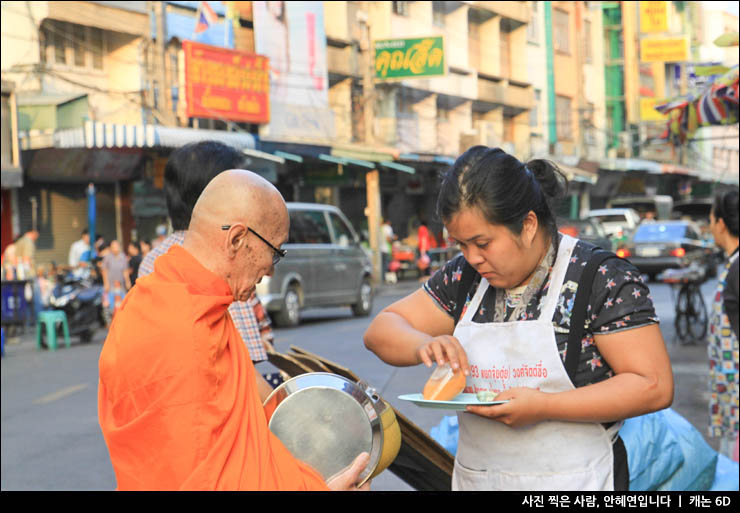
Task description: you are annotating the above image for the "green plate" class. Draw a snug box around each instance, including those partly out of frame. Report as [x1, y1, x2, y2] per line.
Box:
[398, 393, 508, 411]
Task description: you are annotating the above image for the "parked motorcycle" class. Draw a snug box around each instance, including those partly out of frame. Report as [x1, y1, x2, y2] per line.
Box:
[46, 267, 106, 344]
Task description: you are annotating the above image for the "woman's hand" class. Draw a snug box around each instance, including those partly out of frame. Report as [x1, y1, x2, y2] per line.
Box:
[417, 335, 470, 376]
[465, 387, 548, 428]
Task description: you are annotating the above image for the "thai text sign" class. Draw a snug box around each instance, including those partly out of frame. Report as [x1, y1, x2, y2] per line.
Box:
[183, 40, 270, 123]
[374, 36, 445, 80]
[640, 37, 689, 62]
[639, 1, 668, 33]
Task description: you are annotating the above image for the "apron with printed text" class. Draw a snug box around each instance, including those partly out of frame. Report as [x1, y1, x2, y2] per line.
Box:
[451, 235, 620, 491]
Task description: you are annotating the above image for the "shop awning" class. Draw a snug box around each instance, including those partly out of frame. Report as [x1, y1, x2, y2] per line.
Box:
[243, 148, 284, 164]
[273, 150, 304, 163]
[318, 154, 376, 169]
[379, 161, 415, 174]
[54, 121, 257, 151]
[399, 153, 455, 165]
[25, 147, 145, 183]
[242, 148, 283, 183]
[330, 143, 398, 163]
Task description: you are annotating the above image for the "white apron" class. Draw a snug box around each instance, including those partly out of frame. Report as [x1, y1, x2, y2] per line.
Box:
[451, 235, 620, 491]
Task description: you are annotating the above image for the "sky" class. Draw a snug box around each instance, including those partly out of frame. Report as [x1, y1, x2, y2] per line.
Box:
[701, 1, 739, 17]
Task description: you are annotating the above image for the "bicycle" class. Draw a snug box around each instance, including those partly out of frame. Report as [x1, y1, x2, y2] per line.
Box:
[659, 265, 709, 345]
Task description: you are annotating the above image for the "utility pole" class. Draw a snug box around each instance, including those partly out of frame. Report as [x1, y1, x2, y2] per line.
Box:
[148, 1, 172, 125]
[360, 8, 382, 283]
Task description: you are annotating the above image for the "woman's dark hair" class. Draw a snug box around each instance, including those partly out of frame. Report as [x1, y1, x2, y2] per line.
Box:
[437, 146, 568, 244]
[712, 188, 739, 237]
[164, 140, 246, 230]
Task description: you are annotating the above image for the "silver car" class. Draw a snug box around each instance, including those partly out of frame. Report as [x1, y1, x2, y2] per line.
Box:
[256, 203, 374, 327]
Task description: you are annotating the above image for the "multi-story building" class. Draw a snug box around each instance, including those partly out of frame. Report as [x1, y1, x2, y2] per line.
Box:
[1, 1, 151, 264]
[0, 1, 273, 264]
[12, 2, 725, 272]
[315, 1, 540, 241]
[597, 0, 738, 209]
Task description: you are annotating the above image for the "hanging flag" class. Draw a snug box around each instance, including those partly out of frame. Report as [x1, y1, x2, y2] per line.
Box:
[654, 65, 739, 144]
[194, 1, 218, 34]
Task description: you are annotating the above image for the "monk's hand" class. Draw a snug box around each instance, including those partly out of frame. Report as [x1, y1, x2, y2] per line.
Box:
[417, 335, 470, 376]
[326, 452, 371, 491]
[465, 387, 548, 428]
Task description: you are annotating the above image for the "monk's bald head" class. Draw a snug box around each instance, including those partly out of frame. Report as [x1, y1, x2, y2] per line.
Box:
[190, 169, 287, 235]
[184, 169, 289, 301]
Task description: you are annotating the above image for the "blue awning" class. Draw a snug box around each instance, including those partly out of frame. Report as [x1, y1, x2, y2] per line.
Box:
[318, 154, 376, 169]
[399, 153, 455, 166]
[274, 150, 303, 163]
[379, 161, 415, 174]
[54, 121, 257, 151]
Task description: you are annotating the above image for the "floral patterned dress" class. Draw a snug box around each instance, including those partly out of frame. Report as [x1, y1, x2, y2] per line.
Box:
[708, 250, 739, 441]
[423, 235, 660, 389]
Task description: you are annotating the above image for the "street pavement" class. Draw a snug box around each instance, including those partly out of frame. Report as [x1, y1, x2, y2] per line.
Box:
[0, 274, 723, 491]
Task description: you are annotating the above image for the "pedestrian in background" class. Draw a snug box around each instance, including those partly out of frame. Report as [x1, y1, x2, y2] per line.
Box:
[137, 141, 275, 391]
[68, 228, 90, 268]
[13, 230, 39, 272]
[152, 224, 168, 249]
[126, 241, 143, 288]
[140, 239, 151, 259]
[381, 218, 395, 283]
[708, 187, 739, 462]
[417, 218, 432, 277]
[100, 240, 129, 320]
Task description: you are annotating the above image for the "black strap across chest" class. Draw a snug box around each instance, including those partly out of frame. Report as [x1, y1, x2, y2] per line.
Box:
[564, 250, 619, 381]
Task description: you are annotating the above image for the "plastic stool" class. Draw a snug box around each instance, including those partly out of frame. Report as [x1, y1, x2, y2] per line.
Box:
[36, 310, 71, 351]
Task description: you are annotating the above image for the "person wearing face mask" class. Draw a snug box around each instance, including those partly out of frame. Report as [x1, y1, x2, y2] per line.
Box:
[707, 187, 739, 462]
[98, 170, 370, 491]
[364, 146, 674, 491]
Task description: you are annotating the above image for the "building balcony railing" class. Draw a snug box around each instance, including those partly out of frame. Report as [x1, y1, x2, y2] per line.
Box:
[471, 1, 530, 24]
[477, 78, 533, 111]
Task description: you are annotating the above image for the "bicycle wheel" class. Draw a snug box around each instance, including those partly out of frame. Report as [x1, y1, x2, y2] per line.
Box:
[685, 285, 708, 342]
[674, 286, 692, 343]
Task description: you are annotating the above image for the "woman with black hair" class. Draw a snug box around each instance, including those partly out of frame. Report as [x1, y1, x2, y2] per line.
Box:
[708, 187, 739, 461]
[364, 146, 674, 491]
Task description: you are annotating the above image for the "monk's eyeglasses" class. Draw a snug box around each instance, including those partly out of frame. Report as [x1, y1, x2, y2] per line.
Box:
[221, 225, 287, 266]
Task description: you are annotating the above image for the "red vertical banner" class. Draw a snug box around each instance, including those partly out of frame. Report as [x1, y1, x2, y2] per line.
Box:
[183, 40, 270, 124]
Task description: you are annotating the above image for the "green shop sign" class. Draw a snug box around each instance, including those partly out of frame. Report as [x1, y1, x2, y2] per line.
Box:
[374, 36, 445, 80]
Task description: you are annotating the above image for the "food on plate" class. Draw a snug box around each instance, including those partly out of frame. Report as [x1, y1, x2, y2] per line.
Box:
[422, 363, 466, 401]
[476, 390, 498, 402]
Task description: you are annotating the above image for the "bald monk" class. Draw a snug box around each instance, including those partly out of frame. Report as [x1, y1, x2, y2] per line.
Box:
[98, 170, 370, 491]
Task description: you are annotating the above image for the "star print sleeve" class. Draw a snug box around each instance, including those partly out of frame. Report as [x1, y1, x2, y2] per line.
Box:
[422, 254, 467, 317]
[588, 258, 659, 335]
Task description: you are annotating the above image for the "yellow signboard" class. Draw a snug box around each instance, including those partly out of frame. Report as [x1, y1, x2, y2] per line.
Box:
[640, 1, 668, 33]
[639, 97, 669, 121]
[640, 37, 689, 62]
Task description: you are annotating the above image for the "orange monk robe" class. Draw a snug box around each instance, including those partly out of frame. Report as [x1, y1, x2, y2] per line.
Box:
[98, 245, 329, 491]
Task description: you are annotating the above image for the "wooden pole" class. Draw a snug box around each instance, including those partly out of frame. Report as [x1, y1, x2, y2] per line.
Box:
[365, 170, 381, 283]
